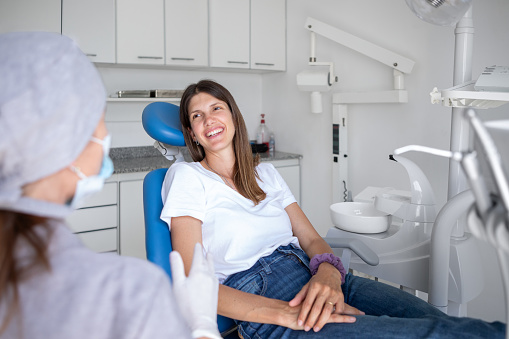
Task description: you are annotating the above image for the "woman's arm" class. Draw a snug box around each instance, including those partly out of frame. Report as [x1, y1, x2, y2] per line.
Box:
[171, 216, 337, 330]
[285, 202, 362, 332]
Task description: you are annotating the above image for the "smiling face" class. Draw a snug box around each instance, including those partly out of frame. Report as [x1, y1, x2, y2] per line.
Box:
[187, 92, 236, 155]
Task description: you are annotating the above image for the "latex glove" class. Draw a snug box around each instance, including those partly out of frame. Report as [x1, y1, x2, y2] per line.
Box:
[170, 243, 222, 339]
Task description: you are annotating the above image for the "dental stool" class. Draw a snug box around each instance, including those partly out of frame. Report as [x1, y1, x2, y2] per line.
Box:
[141, 101, 379, 338]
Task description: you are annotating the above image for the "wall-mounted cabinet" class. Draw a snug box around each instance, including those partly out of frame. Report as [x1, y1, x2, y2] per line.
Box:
[251, 0, 286, 71]
[165, 0, 208, 67]
[0, 0, 61, 34]
[209, 0, 286, 71]
[1, 0, 286, 73]
[117, 0, 165, 65]
[209, 0, 250, 69]
[62, 0, 116, 63]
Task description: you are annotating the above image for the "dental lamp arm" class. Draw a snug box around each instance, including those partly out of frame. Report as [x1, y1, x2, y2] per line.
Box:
[305, 17, 415, 74]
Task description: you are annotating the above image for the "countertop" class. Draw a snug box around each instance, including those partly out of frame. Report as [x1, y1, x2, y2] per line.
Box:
[110, 146, 302, 174]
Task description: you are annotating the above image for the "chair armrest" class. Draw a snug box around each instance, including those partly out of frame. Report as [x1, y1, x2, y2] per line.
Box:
[324, 237, 379, 266]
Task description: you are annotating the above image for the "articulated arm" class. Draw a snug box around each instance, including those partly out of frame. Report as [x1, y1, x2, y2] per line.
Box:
[324, 237, 379, 273]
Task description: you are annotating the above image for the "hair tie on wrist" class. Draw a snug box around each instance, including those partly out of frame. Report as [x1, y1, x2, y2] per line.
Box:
[309, 253, 346, 284]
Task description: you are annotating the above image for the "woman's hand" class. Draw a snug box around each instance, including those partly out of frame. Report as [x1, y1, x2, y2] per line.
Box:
[288, 263, 364, 332]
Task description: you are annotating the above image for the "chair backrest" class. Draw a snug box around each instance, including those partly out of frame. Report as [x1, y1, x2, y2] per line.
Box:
[141, 102, 238, 336]
[143, 167, 172, 277]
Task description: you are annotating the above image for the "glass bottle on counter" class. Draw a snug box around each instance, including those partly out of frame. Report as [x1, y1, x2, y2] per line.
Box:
[256, 114, 270, 147]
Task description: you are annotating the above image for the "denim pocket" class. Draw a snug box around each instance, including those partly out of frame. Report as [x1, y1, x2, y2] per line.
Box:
[275, 243, 311, 270]
[236, 275, 264, 295]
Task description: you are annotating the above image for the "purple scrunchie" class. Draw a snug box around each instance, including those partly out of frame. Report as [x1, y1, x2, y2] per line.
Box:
[309, 253, 346, 284]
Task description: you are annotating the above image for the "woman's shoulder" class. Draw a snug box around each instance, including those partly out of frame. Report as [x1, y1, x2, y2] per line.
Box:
[169, 161, 201, 171]
[167, 161, 203, 177]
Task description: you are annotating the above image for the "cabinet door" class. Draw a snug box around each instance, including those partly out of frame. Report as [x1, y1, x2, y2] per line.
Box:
[0, 0, 60, 34]
[251, 0, 286, 71]
[276, 165, 301, 206]
[165, 0, 208, 67]
[209, 0, 250, 69]
[119, 179, 147, 259]
[62, 0, 116, 63]
[117, 0, 165, 65]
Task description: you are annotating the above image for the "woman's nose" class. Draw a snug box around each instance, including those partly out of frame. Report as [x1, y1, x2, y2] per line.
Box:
[204, 113, 215, 126]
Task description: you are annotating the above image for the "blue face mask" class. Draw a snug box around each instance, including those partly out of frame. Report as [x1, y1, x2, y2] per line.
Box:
[68, 134, 114, 209]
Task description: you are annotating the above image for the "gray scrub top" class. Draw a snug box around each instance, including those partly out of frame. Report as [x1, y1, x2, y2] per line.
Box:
[0, 220, 191, 339]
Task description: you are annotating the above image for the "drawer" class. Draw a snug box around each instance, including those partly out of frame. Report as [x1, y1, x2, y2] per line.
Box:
[78, 182, 118, 208]
[76, 228, 117, 253]
[66, 205, 117, 233]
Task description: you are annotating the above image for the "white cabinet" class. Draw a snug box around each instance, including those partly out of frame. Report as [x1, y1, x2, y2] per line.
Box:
[209, 0, 250, 69]
[117, 0, 165, 65]
[119, 174, 148, 259]
[165, 0, 208, 67]
[0, 0, 61, 34]
[66, 182, 119, 253]
[62, 0, 116, 63]
[209, 0, 286, 71]
[251, 0, 286, 71]
[271, 158, 301, 206]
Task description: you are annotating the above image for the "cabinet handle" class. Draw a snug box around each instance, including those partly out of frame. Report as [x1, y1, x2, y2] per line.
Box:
[86, 53, 98, 57]
[255, 62, 275, 66]
[171, 57, 195, 61]
[138, 56, 163, 59]
[227, 60, 248, 64]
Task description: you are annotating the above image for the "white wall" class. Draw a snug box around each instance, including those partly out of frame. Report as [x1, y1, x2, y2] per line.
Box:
[262, 0, 509, 323]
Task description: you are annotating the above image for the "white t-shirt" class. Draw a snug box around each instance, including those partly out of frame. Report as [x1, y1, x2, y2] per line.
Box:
[161, 162, 300, 283]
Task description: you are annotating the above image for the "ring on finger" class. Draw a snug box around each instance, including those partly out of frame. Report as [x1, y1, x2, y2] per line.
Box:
[326, 301, 336, 313]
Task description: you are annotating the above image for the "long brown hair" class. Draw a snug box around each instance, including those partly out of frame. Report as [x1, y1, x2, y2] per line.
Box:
[0, 210, 52, 335]
[180, 79, 266, 205]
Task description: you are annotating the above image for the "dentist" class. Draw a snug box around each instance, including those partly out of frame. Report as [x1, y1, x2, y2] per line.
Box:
[0, 32, 220, 339]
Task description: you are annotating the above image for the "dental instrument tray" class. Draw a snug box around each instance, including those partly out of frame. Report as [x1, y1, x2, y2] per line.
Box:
[116, 89, 185, 98]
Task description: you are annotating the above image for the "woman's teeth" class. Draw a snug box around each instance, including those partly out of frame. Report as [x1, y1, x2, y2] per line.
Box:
[207, 128, 223, 137]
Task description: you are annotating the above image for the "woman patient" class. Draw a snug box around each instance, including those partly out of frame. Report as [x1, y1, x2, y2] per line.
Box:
[162, 79, 505, 338]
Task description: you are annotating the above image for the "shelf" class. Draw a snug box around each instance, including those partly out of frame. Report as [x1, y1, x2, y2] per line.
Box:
[107, 97, 181, 103]
[430, 81, 509, 109]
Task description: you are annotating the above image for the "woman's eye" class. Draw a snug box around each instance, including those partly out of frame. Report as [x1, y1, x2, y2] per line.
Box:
[191, 113, 201, 120]
[213, 106, 222, 111]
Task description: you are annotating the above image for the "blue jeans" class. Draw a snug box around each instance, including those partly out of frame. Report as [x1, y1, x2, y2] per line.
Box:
[223, 244, 505, 339]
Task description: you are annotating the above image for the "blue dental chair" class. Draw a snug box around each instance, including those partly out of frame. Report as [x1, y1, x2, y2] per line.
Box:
[141, 101, 379, 338]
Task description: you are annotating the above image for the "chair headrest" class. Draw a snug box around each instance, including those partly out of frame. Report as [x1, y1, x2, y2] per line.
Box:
[142, 102, 186, 147]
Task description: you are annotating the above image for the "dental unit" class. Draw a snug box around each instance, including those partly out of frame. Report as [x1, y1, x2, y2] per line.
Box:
[299, 0, 509, 333]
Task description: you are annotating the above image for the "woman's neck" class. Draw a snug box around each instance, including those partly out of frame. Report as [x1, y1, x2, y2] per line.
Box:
[203, 149, 235, 179]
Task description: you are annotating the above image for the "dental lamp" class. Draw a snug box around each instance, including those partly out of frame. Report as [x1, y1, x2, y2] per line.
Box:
[406, 0, 473, 27]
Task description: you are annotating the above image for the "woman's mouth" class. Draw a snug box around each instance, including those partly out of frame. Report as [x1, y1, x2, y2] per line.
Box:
[206, 128, 224, 137]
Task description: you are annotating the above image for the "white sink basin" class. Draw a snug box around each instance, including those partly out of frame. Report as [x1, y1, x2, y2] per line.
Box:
[330, 202, 390, 234]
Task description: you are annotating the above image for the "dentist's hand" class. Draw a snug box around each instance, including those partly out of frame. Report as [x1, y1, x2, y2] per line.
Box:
[170, 243, 222, 339]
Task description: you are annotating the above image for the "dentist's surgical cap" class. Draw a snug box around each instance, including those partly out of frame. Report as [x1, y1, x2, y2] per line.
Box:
[0, 32, 106, 218]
